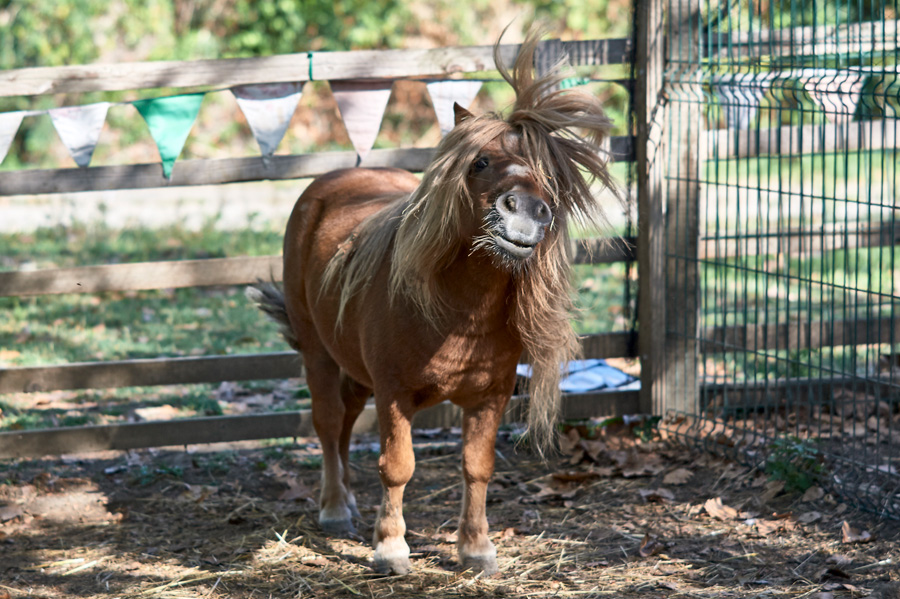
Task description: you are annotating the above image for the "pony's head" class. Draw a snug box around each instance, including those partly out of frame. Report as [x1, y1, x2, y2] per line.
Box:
[453, 106, 554, 265]
[392, 27, 616, 299]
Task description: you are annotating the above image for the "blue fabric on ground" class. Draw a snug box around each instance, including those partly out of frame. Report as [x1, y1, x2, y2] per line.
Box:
[516, 359, 637, 392]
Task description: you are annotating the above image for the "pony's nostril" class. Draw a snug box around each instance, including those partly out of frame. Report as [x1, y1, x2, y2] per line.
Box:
[533, 201, 551, 224]
[503, 194, 517, 212]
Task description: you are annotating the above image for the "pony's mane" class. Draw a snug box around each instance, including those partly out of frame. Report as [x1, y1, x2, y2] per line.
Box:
[324, 28, 617, 452]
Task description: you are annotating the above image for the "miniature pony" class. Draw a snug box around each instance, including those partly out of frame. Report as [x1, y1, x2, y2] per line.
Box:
[250, 29, 615, 575]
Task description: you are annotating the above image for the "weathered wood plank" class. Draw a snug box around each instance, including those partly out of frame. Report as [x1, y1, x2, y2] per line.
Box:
[0, 148, 435, 196]
[635, 0, 667, 416]
[0, 256, 284, 297]
[0, 332, 636, 395]
[0, 39, 631, 98]
[0, 53, 312, 97]
[664, 0, 704, 417]
[581, 331, 637, 360]
[0, 352, 303, 394]
[0, 235, 634, 298]
[0, 135, 634, 196]
[0, 389, 641, 459]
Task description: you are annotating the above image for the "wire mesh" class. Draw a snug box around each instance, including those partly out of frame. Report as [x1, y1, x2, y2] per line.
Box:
[661, 0, 900, 518]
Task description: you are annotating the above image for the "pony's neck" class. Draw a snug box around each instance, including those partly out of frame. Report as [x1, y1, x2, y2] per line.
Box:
[431, 249, 517, 333]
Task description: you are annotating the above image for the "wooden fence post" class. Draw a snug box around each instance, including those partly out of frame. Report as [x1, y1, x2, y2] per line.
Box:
[636, 0, 668, 415]
[663, 0, 703, 416]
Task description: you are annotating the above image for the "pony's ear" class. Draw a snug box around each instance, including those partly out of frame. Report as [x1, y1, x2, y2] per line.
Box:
[453, 102, 475, 127]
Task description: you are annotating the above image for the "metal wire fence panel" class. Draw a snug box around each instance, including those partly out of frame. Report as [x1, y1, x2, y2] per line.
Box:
[661, 0, 900, 519]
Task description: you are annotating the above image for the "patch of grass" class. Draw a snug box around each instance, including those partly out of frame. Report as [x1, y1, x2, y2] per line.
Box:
[193, 452, 238, 476]
[175, 390, 224, 416]
[129, 463, 185, 487]
[765, 436, 824, 493]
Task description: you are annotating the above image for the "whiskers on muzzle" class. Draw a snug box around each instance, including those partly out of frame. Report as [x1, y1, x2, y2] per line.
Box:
[470, 209, 535, 272]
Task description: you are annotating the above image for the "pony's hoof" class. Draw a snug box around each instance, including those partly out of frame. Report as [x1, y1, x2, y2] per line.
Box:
[373, 554, 412, 575]
[460, 553, 499, 576]
[373, 538, 411, 575]
[320, 517, 356, 537]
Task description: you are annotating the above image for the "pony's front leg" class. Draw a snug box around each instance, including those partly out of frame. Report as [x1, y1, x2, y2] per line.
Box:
[372, 401, 415, 575]
[457, 400, 506, 575]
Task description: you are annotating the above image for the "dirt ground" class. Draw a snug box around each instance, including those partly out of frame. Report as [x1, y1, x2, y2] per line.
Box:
[1, 424, 899, 599]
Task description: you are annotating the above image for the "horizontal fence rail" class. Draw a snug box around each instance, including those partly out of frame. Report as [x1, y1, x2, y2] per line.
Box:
[0, 332, 637, 395]
[5, 314, 892, 395]
[0, 388, 639, 459]
[0, 138, 635, 197]
[0, 39, 631, 97]
[0, 237, 636, 297]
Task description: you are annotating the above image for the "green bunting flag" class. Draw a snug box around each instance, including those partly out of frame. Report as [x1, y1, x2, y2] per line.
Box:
[133, 93, 205, 179]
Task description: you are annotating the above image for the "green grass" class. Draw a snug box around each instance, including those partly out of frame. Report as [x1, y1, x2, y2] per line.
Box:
[0, 220, 290, 368]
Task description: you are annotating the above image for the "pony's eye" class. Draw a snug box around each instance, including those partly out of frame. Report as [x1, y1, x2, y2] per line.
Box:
[473, 156, 489, 172]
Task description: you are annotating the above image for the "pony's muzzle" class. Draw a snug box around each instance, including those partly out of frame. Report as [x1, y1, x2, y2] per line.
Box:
[494, 192, 552, 257]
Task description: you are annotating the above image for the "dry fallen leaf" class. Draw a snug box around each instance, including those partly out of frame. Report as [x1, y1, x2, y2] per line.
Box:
[279, 479, 315, 502]
[755, 519, 782, 535]
[801, 486, 824, 502]
[798, 511, 822, 524]
[759, 480, 786, 504]
[704, 497, 740, 521]
[559, 428, 583, 458]
[841, 521, 874, 544]
[180, 483, 217, 503]
[0, 505, 25, 522]
[826, 554, 852, 567]
[662, 467, 693, 485]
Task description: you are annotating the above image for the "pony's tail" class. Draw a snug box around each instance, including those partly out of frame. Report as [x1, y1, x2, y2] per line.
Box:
[246, 282, 301, 352]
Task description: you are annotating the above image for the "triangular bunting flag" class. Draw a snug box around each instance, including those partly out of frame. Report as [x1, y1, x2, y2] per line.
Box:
[712, 75, 772, 130]
[49, 102, 110, 167]
[232, 82, 304, 160]
[803, 72, 863, 123]
[0, 111, 25, 164]
[133, 93, 205, 179]
[426, 80, 483, 136]
[330, 81, 393, 161]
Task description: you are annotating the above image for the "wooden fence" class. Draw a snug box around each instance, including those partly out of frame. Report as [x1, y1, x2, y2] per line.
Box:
[0, 37, 641, 459]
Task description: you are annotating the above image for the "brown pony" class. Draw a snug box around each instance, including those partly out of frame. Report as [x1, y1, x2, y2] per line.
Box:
[249, 29, 615, 575]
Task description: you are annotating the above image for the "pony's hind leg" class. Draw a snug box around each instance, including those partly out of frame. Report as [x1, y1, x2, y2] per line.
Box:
[457, 401, 505, 575]
[338, 373, 371, 519]
[372, 397, 415, 575]
[306, 354, 358, 535]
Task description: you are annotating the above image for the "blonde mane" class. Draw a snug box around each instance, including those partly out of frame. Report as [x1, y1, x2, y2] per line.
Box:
[324, 28, 616, 452]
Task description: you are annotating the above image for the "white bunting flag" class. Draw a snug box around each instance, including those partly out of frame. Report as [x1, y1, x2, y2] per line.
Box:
[49, 102, 110, 167]
[712, 74, 772, 130]
[803, 72, 863, 123]
[426, 80, 483, 135]
[232, 82, 304, 160]
[0, 111, 25, 164]
[330, 80, 393, 161]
